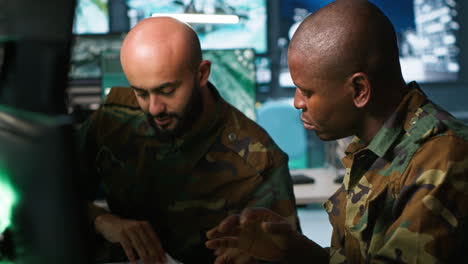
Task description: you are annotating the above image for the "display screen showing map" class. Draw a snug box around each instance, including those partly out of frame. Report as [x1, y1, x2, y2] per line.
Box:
[73, 0, 109, 34]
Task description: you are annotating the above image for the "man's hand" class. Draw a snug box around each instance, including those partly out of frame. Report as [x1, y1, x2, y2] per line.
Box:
[94, 213, 166, 264]
[205, 208, 299, 262]
[213, 248, 260, 264]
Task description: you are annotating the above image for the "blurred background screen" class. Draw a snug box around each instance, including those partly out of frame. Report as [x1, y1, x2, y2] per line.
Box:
[127, 0, 268, 54]
[279, 0, 461, 87]
[73, 0, 110, 34]
[0, 0, 90, 263]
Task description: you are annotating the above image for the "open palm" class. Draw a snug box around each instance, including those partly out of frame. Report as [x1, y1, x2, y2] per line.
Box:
[206, 208, 297, 261]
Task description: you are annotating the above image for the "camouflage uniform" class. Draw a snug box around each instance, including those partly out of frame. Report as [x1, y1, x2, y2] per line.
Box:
[78, 83, 298, 263]
[324, 82, 468, 263]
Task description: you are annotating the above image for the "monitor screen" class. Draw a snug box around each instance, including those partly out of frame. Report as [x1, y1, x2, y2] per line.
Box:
[0, 0, 90, 261]
[0, 106, 89, 263]
[255, 56, 271, 85]
[204, 48, 257, 120]
[73, 0, 110, 34]
[69, 33, 126, 81]
[279, 0, 461, 85]
[126, 0, 268, 54]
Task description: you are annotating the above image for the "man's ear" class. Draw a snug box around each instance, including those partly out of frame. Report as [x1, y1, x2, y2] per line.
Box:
[198, 60, 211, 87]
[348, 72, 371, 108]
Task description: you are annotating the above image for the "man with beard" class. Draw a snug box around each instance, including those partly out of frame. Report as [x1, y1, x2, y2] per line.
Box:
[206, 0, 468, 263]
[78, 17, 299, 264]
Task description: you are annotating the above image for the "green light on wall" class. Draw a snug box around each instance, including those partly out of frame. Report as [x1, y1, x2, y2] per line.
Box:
[0, 168, 17, 234]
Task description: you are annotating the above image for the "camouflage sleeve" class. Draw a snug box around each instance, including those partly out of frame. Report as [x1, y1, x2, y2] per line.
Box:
[220, 107, 300, 232]
[370, 133, 468, 263]
[245, 159, 300, 231]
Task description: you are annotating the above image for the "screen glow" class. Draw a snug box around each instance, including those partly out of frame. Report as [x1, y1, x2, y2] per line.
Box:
[73, 0, 109, 34]
[280, 0, 460, 86]
[127, 0, 268, 53]
[152, 13, 239, 24]
[0, 168, 18, 234]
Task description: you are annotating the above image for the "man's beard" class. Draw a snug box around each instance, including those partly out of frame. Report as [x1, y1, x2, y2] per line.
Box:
[147, 83, 203, 142]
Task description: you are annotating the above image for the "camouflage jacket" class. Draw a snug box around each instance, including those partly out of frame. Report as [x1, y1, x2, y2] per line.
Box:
[324, 82, 468, 263]
[78, 83, 298, 263]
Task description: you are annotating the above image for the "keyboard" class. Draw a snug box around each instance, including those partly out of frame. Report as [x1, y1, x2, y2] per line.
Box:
[291, 174, 315, 184]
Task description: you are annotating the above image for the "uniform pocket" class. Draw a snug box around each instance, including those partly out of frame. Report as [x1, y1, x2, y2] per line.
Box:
[347, 186, 390, 253]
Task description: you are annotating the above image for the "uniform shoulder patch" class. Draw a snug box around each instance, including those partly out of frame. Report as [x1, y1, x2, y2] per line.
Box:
[104, 87, 139, 108]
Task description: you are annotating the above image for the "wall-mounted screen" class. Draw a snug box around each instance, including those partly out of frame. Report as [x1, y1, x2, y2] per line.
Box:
[73, 0, 110, 34]
[279, 0, 461, 86]
[69, 33, 126, 81]
[126, 0, 268, 54]
[204, 48, 257, 120]
[256, 56, 271, 85]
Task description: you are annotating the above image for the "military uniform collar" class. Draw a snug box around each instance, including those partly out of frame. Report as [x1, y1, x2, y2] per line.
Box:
[344, 81, 428, 158]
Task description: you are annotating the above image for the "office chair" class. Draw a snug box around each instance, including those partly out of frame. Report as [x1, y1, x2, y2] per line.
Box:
[256, 98, 314, 184]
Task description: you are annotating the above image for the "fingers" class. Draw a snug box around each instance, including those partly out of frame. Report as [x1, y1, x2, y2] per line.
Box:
[214, 248, 259, 264]
[141, 222, 166, 263]
[214, 257, 222, 264]
[214, 248, 227, 256]
[205, 237, 239, 250]
[95, 215, 165, 264]
[207, 209, 292, 262]
[219, 215, 241, 234]
[124, 226, 152, 263]
[207, 208, 282, 240]
[206, 209, 284, 251]
[261, 221, 293, 235]
[239, 208, 263, 225]
[240, 208, 283, 225]
[119, 220, 166, 264]
[120, 231, 138, 264]
[214, 255, 229, 264]
[207, 214, 241, 239]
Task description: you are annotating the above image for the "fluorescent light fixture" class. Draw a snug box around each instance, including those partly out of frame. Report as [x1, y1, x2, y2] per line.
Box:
[151, 13, 239, 24]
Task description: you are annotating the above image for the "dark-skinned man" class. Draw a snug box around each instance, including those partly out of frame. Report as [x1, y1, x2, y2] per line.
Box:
[206, 0, 468, 263]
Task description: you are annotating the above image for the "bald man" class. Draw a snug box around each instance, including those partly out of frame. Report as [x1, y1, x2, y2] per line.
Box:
[206, 0, 468, 263]
[78, 17, 299, 263]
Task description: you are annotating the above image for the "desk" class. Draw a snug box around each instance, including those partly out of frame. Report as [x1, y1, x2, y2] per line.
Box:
[291, 168, 342, 205]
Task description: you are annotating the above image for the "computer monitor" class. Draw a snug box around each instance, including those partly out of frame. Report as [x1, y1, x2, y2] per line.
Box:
[0, 0, 90, 262]
[126, 0, 268, 54]
[69, 33, 126, 82]
[203, 48, 257, 120]
[279, 0, 462, 86]
[0, 106, 89, 263]
[73, 0, 110, 34]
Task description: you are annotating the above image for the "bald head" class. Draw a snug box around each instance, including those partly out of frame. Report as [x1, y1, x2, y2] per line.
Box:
[120, 17, 202, 86]
[289, 0, 403, 84]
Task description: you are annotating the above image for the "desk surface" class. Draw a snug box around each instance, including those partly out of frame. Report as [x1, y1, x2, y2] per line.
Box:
[291, 168, 343, 205]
